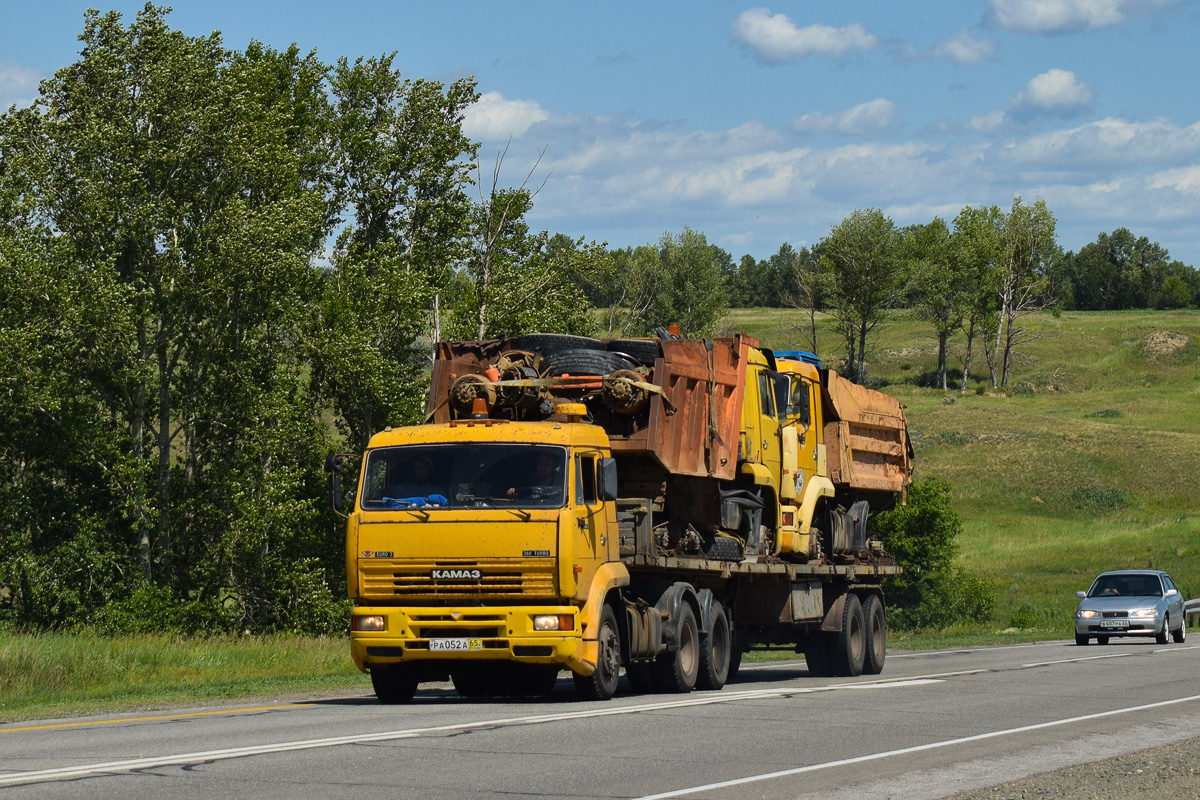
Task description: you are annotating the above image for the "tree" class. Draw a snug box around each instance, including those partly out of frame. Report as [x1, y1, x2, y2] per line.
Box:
[316, 53, 478, 448]
[0, 5, 340, 629]
[783, 244, 823, 355]
[993, 198, 1059, 388]
[952, 205, 1003, 392]
[819, 209, 905, 382]
[905, 218, 968, 391]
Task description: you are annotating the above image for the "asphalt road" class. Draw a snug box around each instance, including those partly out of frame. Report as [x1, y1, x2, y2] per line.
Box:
[3, 639, 1199, 800]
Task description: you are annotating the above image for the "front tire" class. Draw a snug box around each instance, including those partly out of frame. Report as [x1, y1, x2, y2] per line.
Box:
[573, 605, 621, 701]
[1075, 633, 1090, 646]
[697, 601, 731, 690]
[1156, 615, 1170, 645]
[1172, 616, 1186, 643]
[371, 665, 419, 704]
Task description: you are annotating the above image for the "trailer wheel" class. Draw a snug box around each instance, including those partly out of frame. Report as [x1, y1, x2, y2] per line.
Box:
[830, 593, 866, 677]
[371, 665, 419, 704]
[514, 334, 605, 355]
[862, 594, 886, 675]
[541, 348, 637, 377]
[656, 603, 699, 693]
[573, 605, 621, 701]
[727, 634, 745, 682]
[697, 601, 731, 690]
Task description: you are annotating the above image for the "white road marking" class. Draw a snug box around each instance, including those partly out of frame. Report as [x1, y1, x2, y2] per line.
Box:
[0, 679, 942, 787]
[632, 693, 1200, 800]
[1022, 653, 1132, 667]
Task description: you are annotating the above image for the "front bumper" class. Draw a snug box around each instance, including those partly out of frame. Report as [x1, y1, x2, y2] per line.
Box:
[350, 604, 594, 674]
[1075, 616, 1161, 636]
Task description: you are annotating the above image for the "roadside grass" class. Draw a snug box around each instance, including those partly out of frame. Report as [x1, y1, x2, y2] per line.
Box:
[0, 632, 367, 723]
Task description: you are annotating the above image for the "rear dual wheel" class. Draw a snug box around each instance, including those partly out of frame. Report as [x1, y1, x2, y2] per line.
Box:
[697, 601, 732, 690]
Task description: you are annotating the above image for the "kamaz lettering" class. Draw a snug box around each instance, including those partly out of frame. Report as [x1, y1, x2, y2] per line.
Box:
[431, 568, 482, 580]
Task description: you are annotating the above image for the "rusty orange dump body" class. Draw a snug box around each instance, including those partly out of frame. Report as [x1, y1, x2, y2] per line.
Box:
[820, 369, 913, 496]
[427, 334, 755, 481]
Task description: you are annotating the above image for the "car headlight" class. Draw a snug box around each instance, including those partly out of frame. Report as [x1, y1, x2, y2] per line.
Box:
[1132, 608, 1156, 618]
[1077, 609, 1098, 619]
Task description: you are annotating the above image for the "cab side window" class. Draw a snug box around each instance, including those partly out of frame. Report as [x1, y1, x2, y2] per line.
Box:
[577, 456, 598, 505]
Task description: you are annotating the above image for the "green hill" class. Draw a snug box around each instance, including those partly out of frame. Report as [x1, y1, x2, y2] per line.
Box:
[724, 307, 1200, 634]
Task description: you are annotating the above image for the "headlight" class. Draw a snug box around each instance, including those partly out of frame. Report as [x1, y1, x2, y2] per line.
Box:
[533, 614, 574, 631]
[1077, 609, 1097, 619]
[1132, 608, 1156, 618]
[352, 615, 386, 631]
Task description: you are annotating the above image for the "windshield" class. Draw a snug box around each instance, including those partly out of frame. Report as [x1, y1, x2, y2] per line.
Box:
[359, 444, 568, 511]
[1087, 574, 1163, 598]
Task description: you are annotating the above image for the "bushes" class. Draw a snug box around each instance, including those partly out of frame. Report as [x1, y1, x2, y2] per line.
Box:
[870, 477, 996, 630]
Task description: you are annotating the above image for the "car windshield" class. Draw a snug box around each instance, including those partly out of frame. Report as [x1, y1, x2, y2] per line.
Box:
[1087, 574, 1163, 598]
[359, 444, 568, 511]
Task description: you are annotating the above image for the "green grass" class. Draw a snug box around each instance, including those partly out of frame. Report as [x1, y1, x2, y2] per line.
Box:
[729, 306, 1200, 634]
[0, 632, 368, 723]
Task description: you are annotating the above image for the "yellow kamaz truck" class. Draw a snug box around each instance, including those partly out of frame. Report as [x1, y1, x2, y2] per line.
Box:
[326, 333, 912, 702]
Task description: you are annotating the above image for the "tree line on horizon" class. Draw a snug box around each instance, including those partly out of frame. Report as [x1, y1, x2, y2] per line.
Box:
[0, 6, 1192, 635]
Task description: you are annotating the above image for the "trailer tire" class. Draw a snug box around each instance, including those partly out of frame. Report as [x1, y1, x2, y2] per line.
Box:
[862, 594, 886, 675]
[830, 593, 866, 677]
[727, 635, 745, 682]
[371, 665, 419, 704]
[573, 605, 621, 701]
[606, 338, 660, 366]
[542, 349, 637, 377]
[697, 601, 731, 690]
[514, 334, 605, 356]
[656, 603, 699, 693]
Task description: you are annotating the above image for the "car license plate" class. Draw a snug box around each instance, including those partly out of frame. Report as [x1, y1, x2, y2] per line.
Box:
[429, 638, 482, 651]
[1099, 620, 1128, 629]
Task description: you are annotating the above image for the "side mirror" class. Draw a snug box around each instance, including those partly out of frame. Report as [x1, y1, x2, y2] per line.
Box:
[599, 457, 618, 502]
[325, 454, 345, 515]
[1075, 591, 1086, 599]
[1165, 588, 1179, 598]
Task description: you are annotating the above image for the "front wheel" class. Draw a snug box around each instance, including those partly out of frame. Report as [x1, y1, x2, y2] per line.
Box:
[1172, 616, 1187, 643]
[697, 601, 731, 690]
[1156, 615, 1170, 645]
[1075, 633, 1090, 646]
[371, 665, 419, 704]
[573, 605, 621, 701]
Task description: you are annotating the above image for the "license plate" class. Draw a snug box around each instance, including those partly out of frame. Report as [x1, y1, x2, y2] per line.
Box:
[428, 638, 483, 651]
[1099, 620, 1128, 629]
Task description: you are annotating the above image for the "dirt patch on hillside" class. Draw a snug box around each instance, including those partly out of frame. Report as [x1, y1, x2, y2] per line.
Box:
[1141, 330, 1190, 360]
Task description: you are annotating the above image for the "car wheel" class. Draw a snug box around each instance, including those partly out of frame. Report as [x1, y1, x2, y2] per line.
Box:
[1075, 633, 1090, 646]
[1156, 615, 1170, 645]
[1172, 615, 1186, 644]
[1095, 635, 1109, 645]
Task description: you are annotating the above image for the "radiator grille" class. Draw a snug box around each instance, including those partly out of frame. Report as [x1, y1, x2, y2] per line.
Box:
[360, 558, 556, 599]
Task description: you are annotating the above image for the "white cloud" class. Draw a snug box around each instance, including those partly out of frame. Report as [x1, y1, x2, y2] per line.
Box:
[462, 91, 550, 141]
[1010, 69, 1094, 119]
[0, 59, 40, 107]
[999, 117, 1200, 167]
[985, 0, 1176, 34]
[793, 99, 897, 134]
[967, 110, 1007, 133]
[1150, 166, 1200, 195]
[731, 8, 877, 64]
[931, 30, 997, 64]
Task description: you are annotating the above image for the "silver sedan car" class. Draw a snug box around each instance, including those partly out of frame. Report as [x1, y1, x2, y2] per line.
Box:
[1075, 570, 1186, 646]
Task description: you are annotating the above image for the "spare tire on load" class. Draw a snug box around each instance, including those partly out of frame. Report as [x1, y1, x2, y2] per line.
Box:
[541, 349, 637, 377]
[606, 338, 660, 366]
[513, 334, 604, 356]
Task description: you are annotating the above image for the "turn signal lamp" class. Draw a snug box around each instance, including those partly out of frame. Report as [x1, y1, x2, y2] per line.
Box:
[352, 615, 386, 632]
[532, 614, 574, 631]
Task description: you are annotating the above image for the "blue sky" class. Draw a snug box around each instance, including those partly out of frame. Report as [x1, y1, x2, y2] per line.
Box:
[3, 1, 1199, 266]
